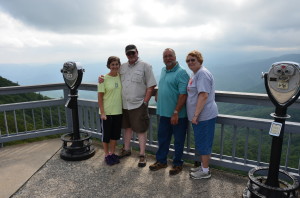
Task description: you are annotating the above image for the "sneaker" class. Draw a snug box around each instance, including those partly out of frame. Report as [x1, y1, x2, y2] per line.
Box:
[111, 154, 120, 164]
[138, 155, 147, 168]
[190, 166, 202, 172]
[149, 161, 168, 171]
[119, 148, 131, 158]
[169, 165, 183, 175]
[190, 170, 211, 179]
[105, 155, 114, 166]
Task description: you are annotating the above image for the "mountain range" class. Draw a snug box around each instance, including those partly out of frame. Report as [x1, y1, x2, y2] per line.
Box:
[210, 54, 300, 93]
[1, 54, 300, 96]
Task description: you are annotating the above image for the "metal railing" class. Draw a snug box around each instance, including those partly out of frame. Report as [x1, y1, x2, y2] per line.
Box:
[0, 83, 299, 178]
[0, 84, 71, 143]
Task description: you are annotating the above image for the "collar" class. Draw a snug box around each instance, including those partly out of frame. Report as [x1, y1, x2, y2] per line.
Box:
[128, 58, 140, 67]
[193, 66, 204, 76]
[165, 62, 179, 73]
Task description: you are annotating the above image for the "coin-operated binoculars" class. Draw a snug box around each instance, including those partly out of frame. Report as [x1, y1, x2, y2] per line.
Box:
[60, 62, 95, 161]
[244, 62, 300, 198]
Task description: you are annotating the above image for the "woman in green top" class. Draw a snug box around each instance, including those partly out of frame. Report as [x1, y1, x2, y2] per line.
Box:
[98, 56, 123, 165]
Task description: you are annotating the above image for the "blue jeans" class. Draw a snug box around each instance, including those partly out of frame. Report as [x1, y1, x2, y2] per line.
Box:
[156, 116, 188, 166]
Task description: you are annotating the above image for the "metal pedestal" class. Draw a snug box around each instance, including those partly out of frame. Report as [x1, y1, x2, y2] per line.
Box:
[60, 132, 95, 161]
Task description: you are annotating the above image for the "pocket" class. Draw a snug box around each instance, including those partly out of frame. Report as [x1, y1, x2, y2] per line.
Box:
[132, 71, 143, 83]
[141, 112, 150, 130]
[139, 103, 149, 119]
[141, 102, 149, 114]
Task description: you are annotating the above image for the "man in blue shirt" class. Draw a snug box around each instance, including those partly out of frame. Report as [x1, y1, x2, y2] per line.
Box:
[149, 48, 189, 175]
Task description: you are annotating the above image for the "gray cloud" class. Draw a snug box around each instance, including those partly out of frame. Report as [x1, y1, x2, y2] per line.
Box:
[0, 0, 110, 33]
[1, 0, 299, 33]
[0, 0, 299, 65]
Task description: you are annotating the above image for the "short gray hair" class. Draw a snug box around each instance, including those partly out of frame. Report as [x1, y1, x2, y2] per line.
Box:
[163, 48, 176, 57]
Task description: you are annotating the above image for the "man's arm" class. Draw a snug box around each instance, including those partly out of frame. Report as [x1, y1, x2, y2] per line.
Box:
[171, 94, 187, 125]
[144, 64, 157, 104]
[144, 85, 155, 104]
[98, 75, 104, 83]
[170, 70, 189, 125]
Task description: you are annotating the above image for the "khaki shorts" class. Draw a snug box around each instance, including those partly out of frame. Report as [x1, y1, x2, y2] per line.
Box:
[122, 103, 149, 133]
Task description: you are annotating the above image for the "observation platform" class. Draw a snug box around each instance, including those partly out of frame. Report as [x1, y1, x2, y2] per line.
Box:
[1, 138, 248, 198]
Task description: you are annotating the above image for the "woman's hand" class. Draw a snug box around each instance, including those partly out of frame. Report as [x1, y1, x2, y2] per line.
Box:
[191, 92, 208, 125]
[192, 116, 198, 124]
[101, 114, 107, 120]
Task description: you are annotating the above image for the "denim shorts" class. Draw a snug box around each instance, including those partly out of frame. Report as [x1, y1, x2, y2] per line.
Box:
[192, 117, 216, 155]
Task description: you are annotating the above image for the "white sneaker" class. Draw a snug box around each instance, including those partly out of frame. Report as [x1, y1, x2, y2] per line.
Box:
[190, 170, 211, 179]
[189, 166, 202, 172]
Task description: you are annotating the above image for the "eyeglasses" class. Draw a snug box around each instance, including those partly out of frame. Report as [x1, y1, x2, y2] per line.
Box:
[126, 51, 136, 56]
[186, 58, 196, 63]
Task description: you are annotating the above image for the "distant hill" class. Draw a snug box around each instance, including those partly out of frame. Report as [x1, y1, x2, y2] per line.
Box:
[0, 76, 65, 135]
[0, 76, 49, 104]
[0, 76, 18, 87]
[211, 54, 300, 93]
[0, 61, 162, 87]
[1, 54, 299, 95]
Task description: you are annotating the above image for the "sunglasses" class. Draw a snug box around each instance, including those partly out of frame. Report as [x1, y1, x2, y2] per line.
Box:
[186, 58, 196, 63]
[126, 51, 136, 56]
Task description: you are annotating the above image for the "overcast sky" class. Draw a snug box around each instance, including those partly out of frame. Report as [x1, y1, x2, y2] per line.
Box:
[0, 0, 299, 67]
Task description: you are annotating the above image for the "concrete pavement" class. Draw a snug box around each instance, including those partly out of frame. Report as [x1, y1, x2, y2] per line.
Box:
[2, 139, 249, 198]
[0, 138, 62, 198]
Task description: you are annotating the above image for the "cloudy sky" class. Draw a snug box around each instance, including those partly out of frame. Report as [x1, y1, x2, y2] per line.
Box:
[0, 0, 300, 66]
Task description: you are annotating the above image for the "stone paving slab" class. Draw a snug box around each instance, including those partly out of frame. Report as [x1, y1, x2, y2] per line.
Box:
[0, 138, 62, 198]
[11, 141, 248, 198]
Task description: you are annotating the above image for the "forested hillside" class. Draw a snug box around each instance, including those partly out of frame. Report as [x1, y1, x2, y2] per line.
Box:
[0, 76, 65, 136]
[0, 76, 49, 104]
[218, 103, 300, 122]
[212, 54, 300, 122]
[212, 54, 300, 93]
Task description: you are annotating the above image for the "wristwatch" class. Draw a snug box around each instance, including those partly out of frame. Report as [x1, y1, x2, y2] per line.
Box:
[143, 101, 148, 106]
[173, 110, 178, 114]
